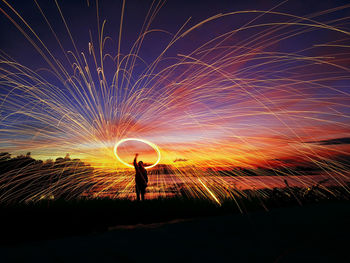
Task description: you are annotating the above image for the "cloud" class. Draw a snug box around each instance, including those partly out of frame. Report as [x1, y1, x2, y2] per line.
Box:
[305, 137, 350, 145]
[174, 158, 188, 162]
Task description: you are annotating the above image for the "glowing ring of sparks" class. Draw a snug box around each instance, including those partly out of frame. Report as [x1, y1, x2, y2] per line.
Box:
[114, 138, 161, 169]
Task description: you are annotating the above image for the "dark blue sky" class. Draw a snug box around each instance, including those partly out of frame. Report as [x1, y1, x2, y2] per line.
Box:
[1, 0, 350, 124]
[1, 0, 350, 71]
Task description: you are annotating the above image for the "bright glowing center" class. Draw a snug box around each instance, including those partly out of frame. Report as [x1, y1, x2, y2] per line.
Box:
[114, 138, 161, 169]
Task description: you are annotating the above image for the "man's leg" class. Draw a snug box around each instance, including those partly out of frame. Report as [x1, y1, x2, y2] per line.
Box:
[141, 186, 146, 201]
[136, 185, 140, 201]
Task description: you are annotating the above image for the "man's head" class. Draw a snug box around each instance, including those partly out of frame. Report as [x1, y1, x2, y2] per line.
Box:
[138, 161, 144, 167]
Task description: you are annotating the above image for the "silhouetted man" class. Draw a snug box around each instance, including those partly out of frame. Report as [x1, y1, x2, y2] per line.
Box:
[133, 153, 148, 201]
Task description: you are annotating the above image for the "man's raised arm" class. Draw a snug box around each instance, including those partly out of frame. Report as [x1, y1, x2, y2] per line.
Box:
[133, 153, 138, 168]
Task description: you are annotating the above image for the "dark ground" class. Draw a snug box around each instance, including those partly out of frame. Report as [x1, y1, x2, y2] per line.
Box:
[0, 201, 349, 263]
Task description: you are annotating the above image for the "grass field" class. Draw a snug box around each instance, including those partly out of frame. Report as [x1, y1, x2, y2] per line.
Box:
[1, 183, 349, 246]
[1, 200, 349, 263]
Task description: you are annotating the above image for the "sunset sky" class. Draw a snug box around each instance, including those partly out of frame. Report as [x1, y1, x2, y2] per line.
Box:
[0, 0, 349, 171]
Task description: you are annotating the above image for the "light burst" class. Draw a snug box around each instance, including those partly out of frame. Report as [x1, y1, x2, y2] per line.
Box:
[0, 0, 349, 203]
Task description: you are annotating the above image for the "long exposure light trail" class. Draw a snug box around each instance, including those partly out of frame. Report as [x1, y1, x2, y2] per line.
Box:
[0, 0, 349, 203]
[114, 138, 161, 169]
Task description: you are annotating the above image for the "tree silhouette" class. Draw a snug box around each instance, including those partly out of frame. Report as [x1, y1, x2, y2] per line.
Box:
[0, 152, 94, 203]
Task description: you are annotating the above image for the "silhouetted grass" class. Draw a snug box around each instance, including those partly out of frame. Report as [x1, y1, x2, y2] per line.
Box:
[1, 184, 349, 245]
